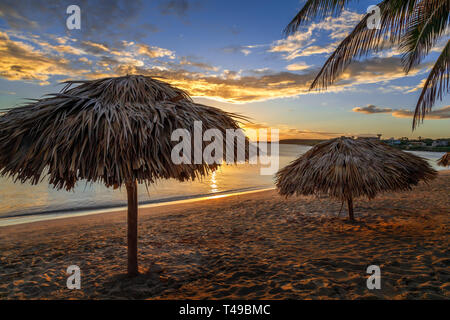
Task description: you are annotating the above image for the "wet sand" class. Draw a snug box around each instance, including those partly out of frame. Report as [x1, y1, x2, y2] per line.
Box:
[0, 171, 449, 299]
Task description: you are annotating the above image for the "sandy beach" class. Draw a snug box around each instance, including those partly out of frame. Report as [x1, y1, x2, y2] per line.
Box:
[0, 171, 448, 300]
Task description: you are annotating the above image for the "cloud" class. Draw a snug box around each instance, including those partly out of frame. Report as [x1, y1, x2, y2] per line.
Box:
[352, 105, 393, 114]
[270, 35, 337, 60]
[246, 68, 272, 76]
[140, 23, 160, 33]
[0, 0, 154, 43]
[296, 42, 340, 57]
[78, 57, 90, 64]
[0, 31, 87, 84]
[179, 56, 218, 71]
[159, 0, 191, 17]
[375, 35, 449, 59]
[379, 84, 418, 93]
[392, 106, 450, 119]
[0, 28, 432, 103]
[269, 10, 362, 60]
[25, 38, 85, 56]
[0, 1, 39, 29]
[0, 30, 177, 84]
[354, 104, 450, 120]
[286, 62, 311, 71]
[337, 57, 429, 86]
[269, 31, 315, 60]
[136, 44, 175, 59]
[222, 45, 259, 56]
[81, 41, 110, 55]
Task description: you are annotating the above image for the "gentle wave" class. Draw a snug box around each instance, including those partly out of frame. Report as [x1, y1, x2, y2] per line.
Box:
[0, 186, 276, 227]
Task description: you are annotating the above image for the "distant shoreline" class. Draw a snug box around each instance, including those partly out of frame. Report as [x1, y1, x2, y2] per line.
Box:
[0, 186, 275, 227]
[389, 145, 450, 152]
[278, 139, 450, 152]
[278, 139, 326, 146]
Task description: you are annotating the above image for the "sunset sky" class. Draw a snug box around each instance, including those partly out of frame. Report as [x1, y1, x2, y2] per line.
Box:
[0, 0, 449, 139]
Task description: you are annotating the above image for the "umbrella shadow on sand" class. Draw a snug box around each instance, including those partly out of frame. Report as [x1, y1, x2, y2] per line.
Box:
[99, 265, 168, 299]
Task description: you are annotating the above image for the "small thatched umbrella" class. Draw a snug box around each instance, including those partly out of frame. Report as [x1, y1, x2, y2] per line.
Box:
[437, 152, 450, 167]
[0, 75, 248, 276]
[276, 137, 437, 220]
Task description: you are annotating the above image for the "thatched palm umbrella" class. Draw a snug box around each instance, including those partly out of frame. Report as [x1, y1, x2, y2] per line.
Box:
[276, 137, 437, 220]
[437, 152, 450, 167]
[0, 75, 248, 276]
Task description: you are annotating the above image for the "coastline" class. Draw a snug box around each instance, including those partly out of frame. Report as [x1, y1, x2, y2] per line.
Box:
[0, 186, 274, 227]
[0, 171, 448, 299]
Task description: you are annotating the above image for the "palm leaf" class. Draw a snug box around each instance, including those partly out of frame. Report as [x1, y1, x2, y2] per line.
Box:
[401, 0, 450, 73]
[413, 39, 450, 129]
[308, 0, 421, 90]
[285, 0, 449, 128]
[284, 0, 352, 35]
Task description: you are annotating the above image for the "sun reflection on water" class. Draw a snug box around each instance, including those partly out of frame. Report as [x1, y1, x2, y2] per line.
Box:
[210, 171, 219, 193]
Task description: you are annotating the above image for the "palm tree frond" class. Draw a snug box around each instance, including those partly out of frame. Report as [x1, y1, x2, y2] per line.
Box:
[309, 0, 421, 90]
[284, 0, 352, 35]
[413, 39, 450, 129]
[401, 0, 450, 73]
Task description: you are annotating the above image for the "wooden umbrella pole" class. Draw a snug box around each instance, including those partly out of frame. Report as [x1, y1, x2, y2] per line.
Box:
[347, 197, 355, 221]
[126, 180, 139, 276]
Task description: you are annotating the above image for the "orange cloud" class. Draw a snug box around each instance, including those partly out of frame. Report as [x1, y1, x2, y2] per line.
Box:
[0, 30, 433, 103]
[392, 106, 450, 119]
[352, 105, 392, 114]
[285, 62, 311, 71]
[353, 104, 450, 120]
[136, 44, 175, 59]
[0, 31, 87, 84]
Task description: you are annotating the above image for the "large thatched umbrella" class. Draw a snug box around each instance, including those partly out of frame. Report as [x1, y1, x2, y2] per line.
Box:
[437, 152, 450, 167]
[276, 137, 437, 220]
[0, 75, 248, 276]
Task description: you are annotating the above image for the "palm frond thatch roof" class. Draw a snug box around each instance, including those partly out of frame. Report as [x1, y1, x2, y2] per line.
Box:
[437, 152, 450, 167]
[0, 75, 247, 190]
[276, 137, 437, 201]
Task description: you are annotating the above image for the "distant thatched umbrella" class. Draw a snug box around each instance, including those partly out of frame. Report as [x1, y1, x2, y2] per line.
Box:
[0, 75, 248, 276]
[276, 137, 437, 220]
[437, 152, 450, 167]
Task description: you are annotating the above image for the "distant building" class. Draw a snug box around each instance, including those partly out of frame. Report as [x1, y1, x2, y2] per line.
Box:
[408, 142, 426, 147]
[432, 140, 449, 147]
[357, 135, 379, 140]
[387, 138, 401, 145]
